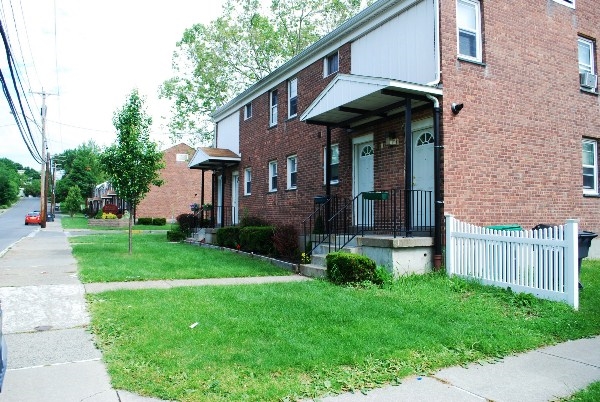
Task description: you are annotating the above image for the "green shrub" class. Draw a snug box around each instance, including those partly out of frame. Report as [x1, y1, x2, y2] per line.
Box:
[152, 218, 166, 226]
[326, 252, 378, 285]
[216, 227, 241, 248]
[273, 224, 299, 260]
[240, 226, 274, 254]
[137, 217, 153, 225]
[240, 215, 270, 228]
[176, 214, 197, 236]
[167, 230, 187, 242]
[94, 210, 103, 219]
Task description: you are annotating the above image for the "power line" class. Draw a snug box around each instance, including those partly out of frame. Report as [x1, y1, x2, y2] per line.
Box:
[0, 16, 43, 163]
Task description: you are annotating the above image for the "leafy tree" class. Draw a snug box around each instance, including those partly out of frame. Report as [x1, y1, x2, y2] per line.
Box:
[100, 89, 164, 253]
[0, 166, 19, 206]
[54, 142, 105, 202]
[63, 185, 84, 217]
[24, 179, 41, 197]
[160, 0, 370, 145]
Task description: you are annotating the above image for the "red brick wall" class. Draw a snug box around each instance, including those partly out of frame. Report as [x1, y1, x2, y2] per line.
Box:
[136, 143, 212, 222]
[215, 42, 437, 232]
[440, 0, 600, 231]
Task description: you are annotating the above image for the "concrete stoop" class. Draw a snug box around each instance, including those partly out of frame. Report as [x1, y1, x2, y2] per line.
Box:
[299, 241, 361, 279]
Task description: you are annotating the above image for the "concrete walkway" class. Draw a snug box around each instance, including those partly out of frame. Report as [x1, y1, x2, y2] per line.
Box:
[0, 219, 599, 401]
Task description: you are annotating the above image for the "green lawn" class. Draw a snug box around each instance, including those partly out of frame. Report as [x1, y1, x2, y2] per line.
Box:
[70, 233, 290, 282]
[563, 381, 600, 402]
[86, 261, 600, 401]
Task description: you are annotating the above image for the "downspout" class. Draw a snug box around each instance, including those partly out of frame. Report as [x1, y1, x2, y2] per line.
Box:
[325, 126, 332, 233]
[426, 94, 443, 271]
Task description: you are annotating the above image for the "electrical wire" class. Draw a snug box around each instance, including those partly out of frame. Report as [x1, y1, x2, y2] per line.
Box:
[0, 16, 43, 163]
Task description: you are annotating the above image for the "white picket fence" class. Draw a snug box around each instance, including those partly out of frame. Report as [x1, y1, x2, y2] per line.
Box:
[445, 214, 579, 309]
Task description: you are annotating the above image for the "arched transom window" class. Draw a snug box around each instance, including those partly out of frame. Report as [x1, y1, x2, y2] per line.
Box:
[416, 132, 434, 146]
[361, 145, 374, 157]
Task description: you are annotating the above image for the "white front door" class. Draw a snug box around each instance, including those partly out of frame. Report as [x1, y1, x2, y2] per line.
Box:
[353, 135, 374, 225]
[231, 172, 239, 225]
[412, 122, 435, 228]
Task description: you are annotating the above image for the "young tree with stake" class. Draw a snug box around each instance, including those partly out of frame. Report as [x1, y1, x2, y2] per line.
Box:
[101, 89, 164, 254]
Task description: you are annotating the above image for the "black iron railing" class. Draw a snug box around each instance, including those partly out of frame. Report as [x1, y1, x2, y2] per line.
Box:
[190, 206, 238, 232]
[303, 189, 433, 255]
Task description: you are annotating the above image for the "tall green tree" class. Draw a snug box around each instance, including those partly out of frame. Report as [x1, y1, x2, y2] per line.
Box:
[100, 89, 164, 254]
[63, 185, 84, 217]
[0, 166, 19, 206]
[160, 0, 370, 145]
[54, 142, 105, 202]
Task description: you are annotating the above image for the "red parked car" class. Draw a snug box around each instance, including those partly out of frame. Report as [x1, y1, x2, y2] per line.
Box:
[25, 212, 41, 225]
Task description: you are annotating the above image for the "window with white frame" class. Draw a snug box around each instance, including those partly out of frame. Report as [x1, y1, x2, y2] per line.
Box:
[552, 0, 574, 8]
[269, 90, 278, 126]
[175, 153, 189, 162]
[269, 160, 278, 192]
[324, 52, 339, 76]
[323, 144, 339, 184]
[583, 139, 597, 194]
[457, 0, 482, 62]
[578, 37, 597, 91]
[287, 155, 297, 189]
[288, 78, 298, 118]
[244, 102, 252, 120]
[244, 168, 252, 195]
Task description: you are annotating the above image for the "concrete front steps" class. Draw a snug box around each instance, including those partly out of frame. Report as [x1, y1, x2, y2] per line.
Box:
[298, 235, 435, 278]
[298, 237, 360, 278]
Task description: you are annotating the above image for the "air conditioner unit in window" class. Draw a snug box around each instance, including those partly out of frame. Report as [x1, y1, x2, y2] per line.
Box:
[580, 72, 598, 89]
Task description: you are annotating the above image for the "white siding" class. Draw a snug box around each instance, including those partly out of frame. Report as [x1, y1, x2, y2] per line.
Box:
[351, 0, 437, 84]
[215, 112, 240, 154]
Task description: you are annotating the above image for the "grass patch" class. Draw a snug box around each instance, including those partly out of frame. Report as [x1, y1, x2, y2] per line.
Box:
[71, 233, 290, 283]
[61, 215, 89, 229]
[88, 264, 600, 401]
[563, 381, 600, 401]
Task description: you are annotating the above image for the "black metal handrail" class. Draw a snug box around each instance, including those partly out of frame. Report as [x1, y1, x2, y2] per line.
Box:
[303, 189, 433, 255]
[190, 206, 238, 232]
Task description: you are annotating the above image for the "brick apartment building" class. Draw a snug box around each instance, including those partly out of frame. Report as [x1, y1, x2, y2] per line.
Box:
[136, 143, 211, 223]
[189, 0, 599, 267]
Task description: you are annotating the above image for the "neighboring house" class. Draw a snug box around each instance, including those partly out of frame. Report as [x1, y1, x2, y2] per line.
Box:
[137, 143, 212, 222]
[190, 0, 600, 270]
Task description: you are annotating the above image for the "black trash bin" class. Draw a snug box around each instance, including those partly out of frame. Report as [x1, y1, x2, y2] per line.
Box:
[578, 231, 598, 290]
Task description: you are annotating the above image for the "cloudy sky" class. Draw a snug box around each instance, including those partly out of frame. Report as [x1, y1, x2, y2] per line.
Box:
[0, 0, 230, 169]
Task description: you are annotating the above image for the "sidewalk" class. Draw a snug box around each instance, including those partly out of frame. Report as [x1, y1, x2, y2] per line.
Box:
[0, 219, 599, 401]
[0, 220, 167, 402]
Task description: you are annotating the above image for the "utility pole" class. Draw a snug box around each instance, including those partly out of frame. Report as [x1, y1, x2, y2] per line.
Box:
[32, 90, 55, 228]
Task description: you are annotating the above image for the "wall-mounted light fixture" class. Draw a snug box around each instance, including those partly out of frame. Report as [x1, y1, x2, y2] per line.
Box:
[451, 102, 464, 115]
[385, 131, 399, 146]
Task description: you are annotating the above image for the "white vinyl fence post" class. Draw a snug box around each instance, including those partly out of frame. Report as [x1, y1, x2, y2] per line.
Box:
[445, 214, 454, 276]
[564, 219, 579, 310]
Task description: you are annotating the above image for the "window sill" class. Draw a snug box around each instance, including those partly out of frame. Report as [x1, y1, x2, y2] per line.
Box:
[583, 193, 600, 198]
[457, 56, 486, 67]
[323, 181, 340, 187]
[268, 190, 277, 193]
[580, 88, 599, 96]
[286, 115, 298, 122]
[268, 124, 278, 130]
[285, 187, 297, 192]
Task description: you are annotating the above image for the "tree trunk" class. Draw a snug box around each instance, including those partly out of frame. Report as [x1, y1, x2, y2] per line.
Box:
[128, 205, 133, 254]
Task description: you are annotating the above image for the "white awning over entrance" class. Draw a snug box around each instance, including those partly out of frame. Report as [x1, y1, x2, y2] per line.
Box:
[300, 74, 442, 127]
[188, 147, 241, 170]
